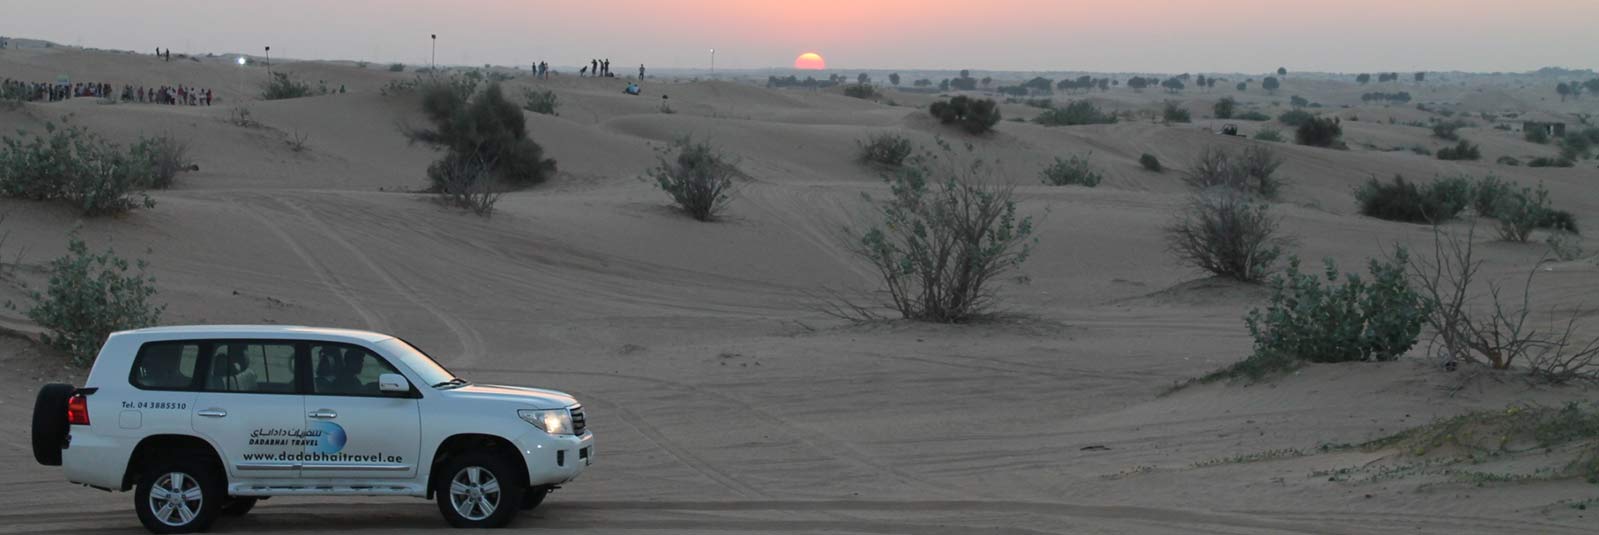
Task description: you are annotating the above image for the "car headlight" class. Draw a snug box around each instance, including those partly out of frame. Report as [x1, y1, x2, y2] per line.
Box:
[518, 409, 573, 435]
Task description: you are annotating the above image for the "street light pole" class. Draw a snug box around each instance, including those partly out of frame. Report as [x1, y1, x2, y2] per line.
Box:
[431, 34, 437, 70]
[710, 49, 715, 77]
[264, 46, 271, 78]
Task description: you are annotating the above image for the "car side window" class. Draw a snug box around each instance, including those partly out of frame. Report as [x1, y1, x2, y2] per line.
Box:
[203, 342, 297, 394]
[310, 344, 401, 396]
[131, 342, 201, 390]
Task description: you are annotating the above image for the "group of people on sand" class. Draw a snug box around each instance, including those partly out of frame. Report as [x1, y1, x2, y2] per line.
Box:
[1, 78, 213, 106]
[582, 58, 613, 77]
[533, 61, 550, 79]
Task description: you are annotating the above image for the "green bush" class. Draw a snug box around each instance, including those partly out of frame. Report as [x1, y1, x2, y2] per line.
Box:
[1214, 97, 1236, 119]
[929, 96, 1001, 134]
[1432, 120, 1468, 141]
[857, 132, 914, 167]
[1493, 184, 1554, 242]
[1140, 153, 1162, 172]
[24, 233, 164, 365]
[1278, 109, 1315, 127]
[389, 63, 406, 72]
[408, 77, 557, 192]
[0, 120, 158, 215]
[1032, 101, 1117, 126]
[1228, 251, 1426, 378]
[1436, 139, 1481, 161]
[1354, 175, 1469, 223]
[1469, 174, 1511, 216]
[1162, 101, 1191, 123]
[1236, 110, 1271, 121]
[1165, 189, 1287, 283]
[1252, 127, 1284, 142]
[129, 134, 189, 189]
[1295, 116, 1343, 148]
[1561, 133, 1593, 161]
[1039, 153, 1103, 187]
[522, 88, 558, 115]
[647, 137, 737, 222]
[1528, 157, 1574, 168]
[844, 83, 879, 100]
[844, 143, 1035, 322]
[261, 72, 313, 100]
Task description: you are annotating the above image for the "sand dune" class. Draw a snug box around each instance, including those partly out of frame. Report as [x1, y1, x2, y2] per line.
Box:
[2, 45, 1597, 534]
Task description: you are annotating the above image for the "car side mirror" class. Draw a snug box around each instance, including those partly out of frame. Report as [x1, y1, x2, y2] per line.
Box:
[378, 373, 410, 393]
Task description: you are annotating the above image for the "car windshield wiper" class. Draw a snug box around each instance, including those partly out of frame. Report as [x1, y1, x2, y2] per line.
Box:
[432, 378, 470, 389]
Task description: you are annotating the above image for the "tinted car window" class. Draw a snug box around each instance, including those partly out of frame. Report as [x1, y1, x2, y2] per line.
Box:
[311, 344, 401, 396]
[203, 342, 297, 394]
[131, 342, 200, 390]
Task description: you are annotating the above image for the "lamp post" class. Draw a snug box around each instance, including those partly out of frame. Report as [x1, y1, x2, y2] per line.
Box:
[264, 46, 271, 77]
[236, 56, 247, 102]
[431, 34, 437, 70]
[710, 49, 715, 77]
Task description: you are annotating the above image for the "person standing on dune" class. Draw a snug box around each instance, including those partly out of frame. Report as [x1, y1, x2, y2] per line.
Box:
[591, 59, 598, 77]
[639, 64, 646, 80]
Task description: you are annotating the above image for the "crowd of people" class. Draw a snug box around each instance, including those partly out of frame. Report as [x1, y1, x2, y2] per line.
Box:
[582, 58, 612, 77]
[2, 78, 214, 106]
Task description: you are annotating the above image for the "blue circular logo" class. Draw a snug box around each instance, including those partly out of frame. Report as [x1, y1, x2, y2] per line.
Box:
[309, 421, 347, 453]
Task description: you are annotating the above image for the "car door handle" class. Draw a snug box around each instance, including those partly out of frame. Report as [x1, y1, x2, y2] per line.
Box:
[197, 408, 227, 418]
[308, 409, 338, 419]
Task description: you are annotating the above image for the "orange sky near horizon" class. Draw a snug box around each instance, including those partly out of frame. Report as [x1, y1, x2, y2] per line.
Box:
[2, 0, 1596, 72]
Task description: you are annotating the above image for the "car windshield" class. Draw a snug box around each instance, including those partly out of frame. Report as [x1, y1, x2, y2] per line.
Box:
[378, 338, 464, 389]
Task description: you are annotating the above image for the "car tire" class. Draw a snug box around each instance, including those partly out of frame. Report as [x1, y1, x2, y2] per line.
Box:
[221, 497, 257, 516]
[521, 486, 549, 510]
[133, 459, 223, 534]
[31, 384, 75, 466]
[434, 451, 525, 528]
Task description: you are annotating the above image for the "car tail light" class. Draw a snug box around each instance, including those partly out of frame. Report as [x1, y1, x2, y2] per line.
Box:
[66, 393, 90, 425]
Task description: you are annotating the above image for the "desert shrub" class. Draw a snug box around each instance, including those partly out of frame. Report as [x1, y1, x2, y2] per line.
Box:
[844, 83, 879, 100]
[1527, 157, 1573, 168]
[1214, 97, 1236, 119]
[842, 143, 1035, 322]
[1182, 145, 1286, 197]
[1165, 189, 1287, 283]
[929, 96, 1001, 134]
[1497, 155, 1522, 166]
[1242, 250, 1426, 370]
[1524, 127, 1550, 144]
[646, 137, 737, 222]
[0, 120, 157, 215]
[1493, 184, 1553, 242]
[1470, 174, 1512, 216]
[129, 134, 189, 189]
[1023, 98, 1053, 109]
[1236, 110, 1270, 121]
[1432, 120, 1468, 141]
[1354, 175, 1469, 224]
[260, 72, 313, 100]
[522, 88, 558, 115]
[1140, 153, 1163, 172]
[1539, 209, 1578, 234]
[1547, 230, 1584, 261]
[1039, 153, 1102, 187]
[435, 156, 503, 216]
[1252, 127, 1284, 142]
[1436, 139, 1481, 161]
[1561, 133, 1594, 161]
[1295, 116, 1343, 148]
[1235, 144, 1286, 198]
[24, 233, 164, 365]
[408, 77, 557, 192]
[857, 132, 914, 167]
[1162, 101, 1191, 123]
[389, 63, 406, 72]
[1277, 109, 1315, 127]
[1032, 100, 1117, 126]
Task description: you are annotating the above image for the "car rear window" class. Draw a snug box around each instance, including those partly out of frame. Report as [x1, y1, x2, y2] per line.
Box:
[131, 342, 201, 390]
[203, 342, 298, 394]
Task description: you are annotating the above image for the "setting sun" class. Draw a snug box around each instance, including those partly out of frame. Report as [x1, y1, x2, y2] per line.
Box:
[794, 52, 826, 70]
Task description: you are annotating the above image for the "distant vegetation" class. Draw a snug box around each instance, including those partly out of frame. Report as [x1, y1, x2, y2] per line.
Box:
[389, 63, 406, 72]
[0, 119, 187, 215]
[1294, 116, 1343, 148]
[261, 72, 314, 100]
[1435, 139, 1481, 161]
[1032, 101, 1117, 126]
[844, 83, 879, 100]
[522, 88, 558, 115]
[857, 132, 914, 168]
[1252, 127, 1284, 142]
[1277, 110, 1315, 127]
[1235, 110, 1270, 122]
[929, 96, 1001, 134]
[1039, 153, 1103, 187]
[1354, 175, 1470, 224]
[1213, 97, 1236, 119]
[1162, 101, 1191, 123]
[1183, 145, 1287, 198]
[838, 142, 1034, 323]
[646, 137, 738, 222]
[1165, 189, 1287, 283]
[1139, 153, 1162, 173]
[1262, 76, 1280, 94]
[22, 232, 164, 365]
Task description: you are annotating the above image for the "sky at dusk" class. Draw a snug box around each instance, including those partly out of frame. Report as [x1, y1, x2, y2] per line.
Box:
[3, 0, 1596, 73]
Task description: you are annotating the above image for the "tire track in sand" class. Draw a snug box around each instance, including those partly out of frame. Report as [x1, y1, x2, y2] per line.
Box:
[576, 390, 771, 499]
[237, 200, 386, 331]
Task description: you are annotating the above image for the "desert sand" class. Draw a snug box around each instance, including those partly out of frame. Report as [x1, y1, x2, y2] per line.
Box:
[1, 43, 1597, 533]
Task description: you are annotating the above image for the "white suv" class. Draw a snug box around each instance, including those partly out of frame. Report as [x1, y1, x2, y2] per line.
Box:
[30, 325, 593, 533]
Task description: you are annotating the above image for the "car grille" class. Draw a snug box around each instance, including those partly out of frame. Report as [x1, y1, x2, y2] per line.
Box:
[569, 405, 587, 435]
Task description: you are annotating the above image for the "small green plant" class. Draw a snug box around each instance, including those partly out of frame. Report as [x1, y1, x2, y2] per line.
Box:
[857, 132, 914, 168]
[1354, 175, 1469, 224]
[522, 88, 558, 115]
[1436, 139, 1481, 161]
[24, 232, 165, 365]
[1252, 127, 1284, 142]
[1039, 153, 1103, 187]
[1032, 101, 1117, 126]
[260, 72, 313, 100]
[929, 96, 1001, 134]
[1162, 100, 1191, 123]
[646, 137, 738, 222]
[1139, 153, 1162, 172]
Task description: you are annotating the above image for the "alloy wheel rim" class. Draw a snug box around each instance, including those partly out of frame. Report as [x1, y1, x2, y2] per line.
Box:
[147, 472, 203, 527]
[448, 466, 501, 521]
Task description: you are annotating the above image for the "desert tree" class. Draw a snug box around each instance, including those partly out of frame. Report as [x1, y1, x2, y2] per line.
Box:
[1214, 97, 1237, 119]
[1414, 72, 1426, 83]
[1262, 76, 1281, 94]
[407, 76, 557, 192]
[1277, 67, 1288, 76]
[858, 73, 871, 85]
[889, 73, 901, 86]
[1356, 73, 1372, 84]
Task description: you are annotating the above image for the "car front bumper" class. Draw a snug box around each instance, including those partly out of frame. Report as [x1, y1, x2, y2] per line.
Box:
[513, 429, 593, 487]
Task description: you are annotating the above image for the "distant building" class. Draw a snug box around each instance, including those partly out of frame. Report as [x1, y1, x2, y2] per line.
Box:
[1522, 113, 1567, 138]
